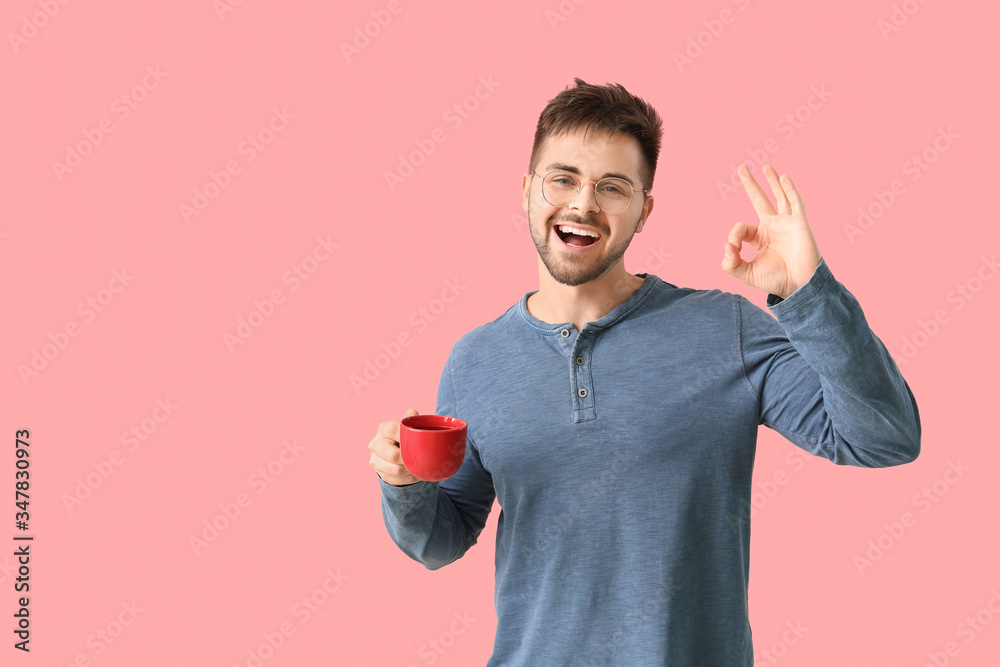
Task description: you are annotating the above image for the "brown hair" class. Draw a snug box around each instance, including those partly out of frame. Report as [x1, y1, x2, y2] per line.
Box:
[528, 78, 664, 191]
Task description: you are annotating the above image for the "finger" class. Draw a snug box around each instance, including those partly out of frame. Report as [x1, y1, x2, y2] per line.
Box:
[377, 420, 401, 444]
[377, 408, 419, 444]
[369, 435, 405, 465]
[738, 164, 776, 219]
[780, 172, 806, 218]
[721, 240, 750, 282]
[727, 221, 760, 250]
[370, 455, 413, 481]
[762, 164, 789, 215]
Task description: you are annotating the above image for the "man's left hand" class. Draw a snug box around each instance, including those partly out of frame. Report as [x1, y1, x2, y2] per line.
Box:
[721, 163, 822, 300]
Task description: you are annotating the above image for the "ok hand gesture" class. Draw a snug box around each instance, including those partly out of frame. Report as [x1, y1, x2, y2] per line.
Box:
[721, 164, 822, 300]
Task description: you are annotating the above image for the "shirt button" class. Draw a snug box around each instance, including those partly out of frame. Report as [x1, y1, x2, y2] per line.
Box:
[560, 329, 570, 338]
[578, 388, 588, 398]
[576, 357, 584, 365]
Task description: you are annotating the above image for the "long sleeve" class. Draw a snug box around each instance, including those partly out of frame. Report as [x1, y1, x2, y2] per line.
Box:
[739, 258, 921, 467]
[378, 350, 496, 569]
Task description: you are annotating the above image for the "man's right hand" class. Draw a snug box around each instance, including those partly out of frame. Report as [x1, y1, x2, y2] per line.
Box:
[368, 408, 421, 486]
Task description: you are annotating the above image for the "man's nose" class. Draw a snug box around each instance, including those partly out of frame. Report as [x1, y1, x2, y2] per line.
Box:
[568, 182, 600, 214]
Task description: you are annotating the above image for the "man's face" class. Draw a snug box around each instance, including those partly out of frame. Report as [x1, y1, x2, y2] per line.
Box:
[521, 128, 653, 287]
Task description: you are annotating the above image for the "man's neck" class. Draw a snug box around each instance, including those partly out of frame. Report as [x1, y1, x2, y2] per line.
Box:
[527, 264, 646, 332]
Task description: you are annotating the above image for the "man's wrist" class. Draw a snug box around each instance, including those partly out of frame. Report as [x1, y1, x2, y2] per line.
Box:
[768, 259, 826, 309]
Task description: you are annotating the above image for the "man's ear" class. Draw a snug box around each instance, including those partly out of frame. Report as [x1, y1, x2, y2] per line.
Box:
[521, 172, 532, 212]
[635, 195, 654, 233]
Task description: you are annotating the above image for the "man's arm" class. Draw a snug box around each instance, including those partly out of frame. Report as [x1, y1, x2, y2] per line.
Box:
[739, 259, 920, 466]
[720, 163, 918, 465]
[379, 351, 496, 569]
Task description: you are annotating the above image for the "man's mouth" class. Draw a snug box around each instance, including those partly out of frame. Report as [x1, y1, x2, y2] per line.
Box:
[554, 223, 601, 248]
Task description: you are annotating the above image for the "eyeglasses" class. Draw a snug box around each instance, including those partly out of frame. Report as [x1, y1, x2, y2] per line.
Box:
[531, 170, 648, 214]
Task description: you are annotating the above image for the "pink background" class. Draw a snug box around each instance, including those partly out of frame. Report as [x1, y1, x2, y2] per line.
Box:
[2, 1, 998, 664]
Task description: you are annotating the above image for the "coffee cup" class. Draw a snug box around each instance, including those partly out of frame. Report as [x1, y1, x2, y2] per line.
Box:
[399, 415, 468, 482]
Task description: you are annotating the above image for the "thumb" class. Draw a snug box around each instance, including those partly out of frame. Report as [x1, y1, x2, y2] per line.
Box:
[403, 407, 420, 419]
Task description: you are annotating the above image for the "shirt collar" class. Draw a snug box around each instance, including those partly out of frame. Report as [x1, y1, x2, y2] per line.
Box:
[517, 273, 660, 334]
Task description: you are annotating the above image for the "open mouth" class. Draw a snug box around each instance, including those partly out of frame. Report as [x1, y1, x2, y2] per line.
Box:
[554, 224, 601, 248]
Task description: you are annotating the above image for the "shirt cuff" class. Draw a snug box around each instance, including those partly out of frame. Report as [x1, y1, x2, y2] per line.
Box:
[766, 258, 833, 314]
[378, 474, 438, 513]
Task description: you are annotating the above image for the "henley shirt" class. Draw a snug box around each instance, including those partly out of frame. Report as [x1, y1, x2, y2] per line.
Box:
[378, 259, 921, 666]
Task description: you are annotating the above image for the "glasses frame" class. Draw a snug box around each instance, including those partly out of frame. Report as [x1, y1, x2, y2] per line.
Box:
[530, 170, 650, 214]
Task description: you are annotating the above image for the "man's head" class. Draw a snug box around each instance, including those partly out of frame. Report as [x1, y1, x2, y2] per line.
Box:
[528, 78, 663, 193]
[522, 79, 664, 287]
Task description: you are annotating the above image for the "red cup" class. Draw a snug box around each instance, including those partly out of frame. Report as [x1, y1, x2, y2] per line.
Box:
[400, 415, 468, 482]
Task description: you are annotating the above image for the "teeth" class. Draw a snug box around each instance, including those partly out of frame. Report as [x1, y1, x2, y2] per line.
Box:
[557, 225, 599, 238]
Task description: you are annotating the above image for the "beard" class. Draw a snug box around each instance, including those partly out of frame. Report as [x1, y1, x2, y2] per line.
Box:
[528, 198, 641, 287]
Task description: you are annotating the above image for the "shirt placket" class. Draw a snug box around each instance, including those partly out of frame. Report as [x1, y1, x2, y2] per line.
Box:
[556, 326, 596, 422]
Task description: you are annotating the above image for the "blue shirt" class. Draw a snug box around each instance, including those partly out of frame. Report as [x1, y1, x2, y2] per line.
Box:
[378, 259, 920, 666]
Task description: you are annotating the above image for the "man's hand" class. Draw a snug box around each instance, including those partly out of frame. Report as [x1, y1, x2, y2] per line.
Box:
[721, 163, 822, 299]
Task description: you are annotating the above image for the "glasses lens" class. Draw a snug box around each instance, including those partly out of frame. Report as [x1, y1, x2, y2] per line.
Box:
[541, 172, 579, 206]
[540, 172, 634, 213]
[595, 178, 632, 214]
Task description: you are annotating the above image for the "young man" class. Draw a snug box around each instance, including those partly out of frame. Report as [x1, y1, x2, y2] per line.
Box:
[368, 78, 920, 666]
